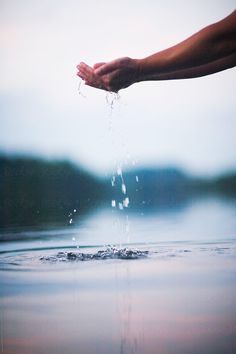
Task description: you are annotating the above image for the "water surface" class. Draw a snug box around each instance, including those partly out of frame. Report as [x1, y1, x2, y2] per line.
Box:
[1, 197, 236, 354]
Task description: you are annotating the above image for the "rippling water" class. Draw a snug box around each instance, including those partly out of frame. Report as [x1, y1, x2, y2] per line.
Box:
[1, 197, 236, 354]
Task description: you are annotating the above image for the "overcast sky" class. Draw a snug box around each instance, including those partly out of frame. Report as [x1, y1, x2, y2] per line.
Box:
[1, 0, 236, 177]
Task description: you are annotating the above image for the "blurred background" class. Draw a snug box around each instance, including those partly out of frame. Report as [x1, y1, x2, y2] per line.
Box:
[0, 0, 236, 230]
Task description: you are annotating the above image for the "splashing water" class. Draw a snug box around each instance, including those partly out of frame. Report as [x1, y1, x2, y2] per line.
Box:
[111, 164, 130, 212]
[40, 246, 149, 262]
[68, 208, 78, 225]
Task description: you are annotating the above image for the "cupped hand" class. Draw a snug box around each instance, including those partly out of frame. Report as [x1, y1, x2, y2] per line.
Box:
[76, 57, 139, 92]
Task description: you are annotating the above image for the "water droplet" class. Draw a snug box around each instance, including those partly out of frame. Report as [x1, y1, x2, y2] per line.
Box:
[123, 197, 129, 208]
[111, 176, 116, 187]
[73, 209, 77, 213]
[135, 175, 139, 182]
[125, 216, 130, 234]
[117, 166, 122, 176]
[119, 202, 123, 210]
[121, 183, 126, 194]
[72, 237, 76, 241]
[111, 200, 116, 208]
[69, 218, 73, 224]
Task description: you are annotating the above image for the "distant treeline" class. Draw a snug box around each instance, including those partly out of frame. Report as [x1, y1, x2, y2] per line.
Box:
[120, 167, 236, 209]
[0, 156, 106, 228]
[0, 156, 235, 229]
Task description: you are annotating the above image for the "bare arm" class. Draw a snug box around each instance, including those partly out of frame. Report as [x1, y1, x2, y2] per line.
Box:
[77, 11, 236, 92]
[137, 10, 236, 81]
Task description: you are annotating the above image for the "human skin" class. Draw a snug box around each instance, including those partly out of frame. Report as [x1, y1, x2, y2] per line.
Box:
[77, 10, 236, 92]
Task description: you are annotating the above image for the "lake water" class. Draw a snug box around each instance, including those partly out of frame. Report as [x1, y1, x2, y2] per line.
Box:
[0, 196, 236, 354]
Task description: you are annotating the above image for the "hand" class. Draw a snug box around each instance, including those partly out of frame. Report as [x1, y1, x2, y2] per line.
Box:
[76, 57, 140, 92]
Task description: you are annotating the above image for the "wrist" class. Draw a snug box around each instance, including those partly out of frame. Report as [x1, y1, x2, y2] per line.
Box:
[133, 58, 147, 82]
[134, 57, 161, 81]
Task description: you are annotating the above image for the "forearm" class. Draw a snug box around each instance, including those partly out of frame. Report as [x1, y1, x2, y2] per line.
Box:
[77, 11, 236, 92]
[140, 52, 236, 81]
[136, 11, 236, 81]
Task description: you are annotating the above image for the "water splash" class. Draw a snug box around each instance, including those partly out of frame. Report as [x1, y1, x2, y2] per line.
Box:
[111, 164, 130, 212]
[68, 208, 78, 225]
[40, 246, 149, 262]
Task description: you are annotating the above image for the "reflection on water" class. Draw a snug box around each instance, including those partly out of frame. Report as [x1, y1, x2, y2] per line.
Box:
[0, 197, 236, 354]
[1, 243, 236, 354]
[1, 196, 235, 250]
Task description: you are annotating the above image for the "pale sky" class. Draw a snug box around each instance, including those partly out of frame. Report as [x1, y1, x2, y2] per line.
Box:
[1, 0, 236, 177]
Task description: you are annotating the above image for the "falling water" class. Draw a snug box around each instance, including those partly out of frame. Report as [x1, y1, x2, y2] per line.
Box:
[76, 86, 140, 253]
[78, 80, 86, 98]
[105, 92, 135, 252]
[67, 208, 78, 228]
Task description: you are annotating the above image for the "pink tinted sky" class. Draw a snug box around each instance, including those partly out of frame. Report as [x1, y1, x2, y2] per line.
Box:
[0, 0, 236, 176]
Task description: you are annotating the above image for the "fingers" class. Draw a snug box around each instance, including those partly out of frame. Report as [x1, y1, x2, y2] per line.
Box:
[77, 62, 104, 74]
[93, 62, 106, 69]
[94, 59, 121, 76]
[77, 62, 93, 76]
[77, 63, 107, 90]
[77, 62, 94, 83]
[76, 61, 115, 92]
